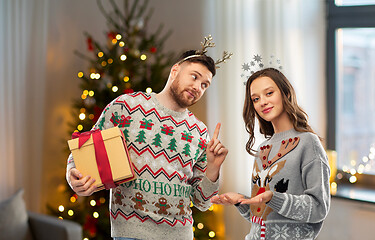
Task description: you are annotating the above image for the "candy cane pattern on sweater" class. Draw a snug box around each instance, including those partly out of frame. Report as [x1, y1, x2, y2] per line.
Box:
[252, 216, 266, 240]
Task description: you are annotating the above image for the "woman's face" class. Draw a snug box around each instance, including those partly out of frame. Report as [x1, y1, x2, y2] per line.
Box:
[250, 76, 286, 125]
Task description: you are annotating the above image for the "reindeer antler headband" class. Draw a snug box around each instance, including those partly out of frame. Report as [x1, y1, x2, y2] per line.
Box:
[177, 35, 233, 69]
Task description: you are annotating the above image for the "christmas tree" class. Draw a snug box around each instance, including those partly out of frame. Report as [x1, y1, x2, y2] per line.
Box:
[48, 0, 225, 239]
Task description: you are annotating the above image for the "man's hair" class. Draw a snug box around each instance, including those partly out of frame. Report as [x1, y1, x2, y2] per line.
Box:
[176, 50, 216, 77]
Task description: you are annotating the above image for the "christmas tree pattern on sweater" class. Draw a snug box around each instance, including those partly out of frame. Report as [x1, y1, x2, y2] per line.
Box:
[93, 92, 218, 230]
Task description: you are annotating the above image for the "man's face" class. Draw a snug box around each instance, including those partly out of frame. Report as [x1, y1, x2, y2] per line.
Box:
[169, 62, 213, 109]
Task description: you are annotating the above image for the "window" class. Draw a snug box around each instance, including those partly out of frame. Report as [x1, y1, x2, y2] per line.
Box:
[327, 0, 375, 199]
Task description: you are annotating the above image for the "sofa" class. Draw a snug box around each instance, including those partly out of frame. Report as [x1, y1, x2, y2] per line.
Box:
[0, 189, 82, 240]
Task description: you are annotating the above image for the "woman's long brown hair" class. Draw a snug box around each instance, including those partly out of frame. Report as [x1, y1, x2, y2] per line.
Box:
[243, 68, 318, 156]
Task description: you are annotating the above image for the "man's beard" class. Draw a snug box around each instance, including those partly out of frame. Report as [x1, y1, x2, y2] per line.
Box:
[169, 77, 198, 109]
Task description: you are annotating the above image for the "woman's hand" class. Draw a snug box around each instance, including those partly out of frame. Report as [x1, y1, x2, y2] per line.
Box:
[211, 192, 244, 205]
[238, 190, 273, 205]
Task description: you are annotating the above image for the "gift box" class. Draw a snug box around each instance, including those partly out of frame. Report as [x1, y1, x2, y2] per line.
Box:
[68, 126, 136, 192]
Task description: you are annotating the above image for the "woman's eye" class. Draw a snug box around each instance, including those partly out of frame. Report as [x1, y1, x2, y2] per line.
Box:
[266, 91, 273, 96]
[252, 97, 259, 103]
[192, 75, 197, 79]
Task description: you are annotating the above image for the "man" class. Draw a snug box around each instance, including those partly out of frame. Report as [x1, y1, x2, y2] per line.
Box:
[66, 46, 229, 240]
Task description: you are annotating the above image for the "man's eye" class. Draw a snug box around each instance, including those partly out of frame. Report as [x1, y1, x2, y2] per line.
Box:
[202, 83, 208, 89]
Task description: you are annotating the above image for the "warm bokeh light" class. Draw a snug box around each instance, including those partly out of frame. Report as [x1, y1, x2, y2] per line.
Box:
[208, 231, 216, 238]
[68, 210, 74, 216]
[77, 72, 84, 78]
[79, 113, 86, 120]
[93, 212, 99, 218]
[146, 87, 152, 93]
[98, 52, 104, 57]
[112, 86, 119, 92]
[120, 54, 127, 61]
[83, 90, 89, 95]
[90, 200, 96, 206]
[197, 223, 204, 229]
[88, 90, 94, 96]
[101, 61, 107, 67]
[108, 58, 113, 64]
[112, 39, 117, 44]
[140, 54, 147, 60]
[119, 41, 125, 47]
[58, 205, 64, 212]
[123, 76, 130, 82]
[70, 196, 77, 203]
[89, 114, 94, 120]
[330, 182, 337, 195]
[99, 197, 106, 204]
[116, 34, 122, 40]
[77, 125, 83, 131]
[349, 175, 357, 183]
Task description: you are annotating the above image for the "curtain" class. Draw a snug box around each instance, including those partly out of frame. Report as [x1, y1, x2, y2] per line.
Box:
[0, 0, 48, 212]
[204, 0, 326, 239]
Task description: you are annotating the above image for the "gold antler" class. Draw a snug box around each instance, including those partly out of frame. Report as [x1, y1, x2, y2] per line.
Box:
[215, 51, 233, 68]
[196, 35, 216, 55]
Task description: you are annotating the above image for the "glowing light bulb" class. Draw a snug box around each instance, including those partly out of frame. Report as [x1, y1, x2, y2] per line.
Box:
[209, 231, 216, 238]
[79, 113, 86, 120]
[349, 175, 357, 183]
[123, 76, 130, 82]
[120, 54, 127, 61]
[116, 34, 122, 40]
[112, 86, 118, 92]
[98, 52, 104, 57]
[77, 125, 83, 131]
[101, 61, 107, 67]
[119, 41, 125, 47]
[90, 200, 96, 206]
[88, 90, 94, 96]
[140, 54, 147, 60]
[93, 212, 99, 218]
[83, 90, 89, 95]
[146, 87, 152, 93]
[70, 196, 77, 203]
[77, 72, 84, 78]
[68, 210, 74, 216]
[108, 58, 113, 64]
[197, 223, 204, 229]
[58, 205, 64, 212]
[112, 39, 117, 44]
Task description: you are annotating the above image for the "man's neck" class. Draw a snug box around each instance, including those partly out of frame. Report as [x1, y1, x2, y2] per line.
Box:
[155, 90, 186, 113]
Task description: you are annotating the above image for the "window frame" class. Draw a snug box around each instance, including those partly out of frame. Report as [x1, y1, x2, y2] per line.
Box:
[327, 0, 375, 199]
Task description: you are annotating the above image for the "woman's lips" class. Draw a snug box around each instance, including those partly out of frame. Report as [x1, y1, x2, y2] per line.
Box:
[262, 107, 273, 114]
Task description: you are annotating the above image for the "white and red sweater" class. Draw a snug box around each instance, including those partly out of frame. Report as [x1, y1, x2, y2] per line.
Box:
[67, 92, 219, 240]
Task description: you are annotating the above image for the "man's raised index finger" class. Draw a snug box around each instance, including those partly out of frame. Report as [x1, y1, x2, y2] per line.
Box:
[212, 123, 221, 140]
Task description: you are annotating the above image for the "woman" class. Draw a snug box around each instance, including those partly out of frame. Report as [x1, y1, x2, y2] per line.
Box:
[211, 68, 330, 240]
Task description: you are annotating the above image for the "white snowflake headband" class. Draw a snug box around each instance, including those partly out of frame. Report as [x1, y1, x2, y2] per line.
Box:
[241, 54, 283, 85]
